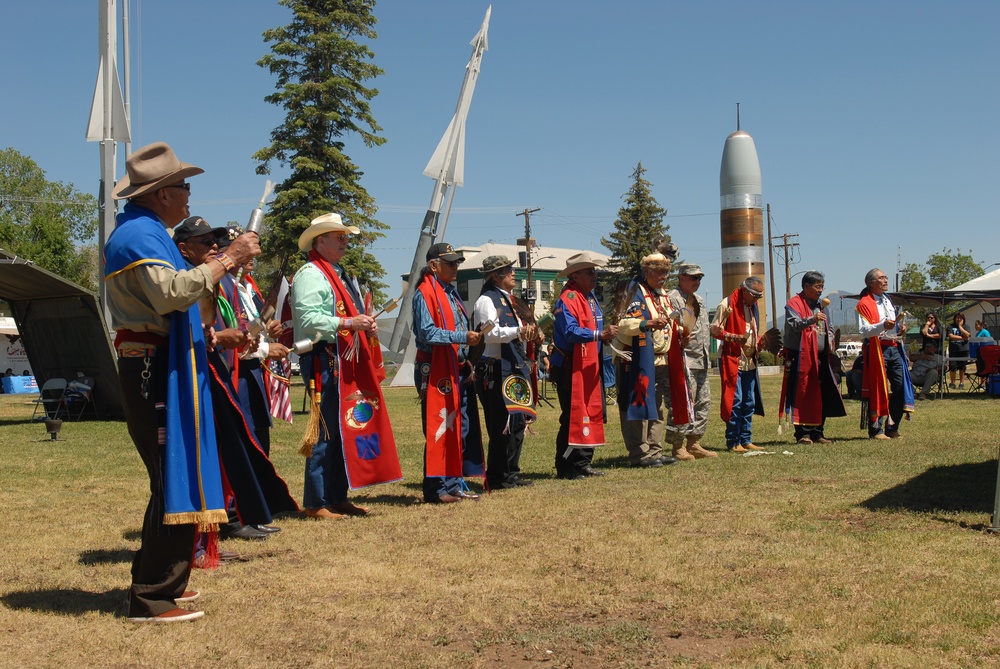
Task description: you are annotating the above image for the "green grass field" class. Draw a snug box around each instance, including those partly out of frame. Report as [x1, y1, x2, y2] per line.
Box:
[1, 376, 999, 668]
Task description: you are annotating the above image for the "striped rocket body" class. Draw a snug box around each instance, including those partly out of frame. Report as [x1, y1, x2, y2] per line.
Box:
[719, 129, 766, 327]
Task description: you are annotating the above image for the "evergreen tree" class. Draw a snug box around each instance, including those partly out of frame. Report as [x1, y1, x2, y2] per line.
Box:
[602, 163, 670, 279]
[0, 148, 98, 290]
[254, 0, 388, 299]
[600, 161, 673, 308]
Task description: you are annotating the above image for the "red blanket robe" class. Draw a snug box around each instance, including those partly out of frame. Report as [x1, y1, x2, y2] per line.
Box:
[556, 282, 605, 447]
[308, 251, 402, 489]
[416, 273, 466, 477]
[779, 293, 846, 426]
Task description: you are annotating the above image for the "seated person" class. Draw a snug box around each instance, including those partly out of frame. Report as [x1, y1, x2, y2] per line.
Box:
[910, 343, 943, 400]
[845, 354, 864, 400]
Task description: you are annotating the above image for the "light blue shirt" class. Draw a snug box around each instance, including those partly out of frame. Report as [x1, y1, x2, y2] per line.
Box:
[291, 262, 348, 343]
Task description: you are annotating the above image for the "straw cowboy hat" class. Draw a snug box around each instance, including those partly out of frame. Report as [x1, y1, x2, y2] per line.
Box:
[112, 142, 204, 200]
[556, 251, 607, 279]
[297, 212, 361, 252]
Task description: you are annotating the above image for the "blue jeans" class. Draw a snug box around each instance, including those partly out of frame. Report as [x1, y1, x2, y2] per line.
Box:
[869, 345, 906, 436]
[301, 348, 349, 509]
[726, 370, 757, 448]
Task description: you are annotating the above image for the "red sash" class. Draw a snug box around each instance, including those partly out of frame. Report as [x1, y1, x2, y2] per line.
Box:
[781, 293, 822, 425]
[857, 292, 890, 419]
[558, 283, 604, 447]
[416, 274, 465, 477]
[308, 251, 402, 489]
[717, 286, 755, 420]
[667, 319, 692, 425]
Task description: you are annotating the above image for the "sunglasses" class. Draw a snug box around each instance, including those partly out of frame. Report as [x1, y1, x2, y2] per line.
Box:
[495, 266, 515, 277]
[435, 258, 461, 268]
[168, 182, 191, 192]
[188, 236, 219, 248]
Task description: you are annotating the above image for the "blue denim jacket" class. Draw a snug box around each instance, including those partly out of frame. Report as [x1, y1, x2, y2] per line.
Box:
[412, 276, 469, 360]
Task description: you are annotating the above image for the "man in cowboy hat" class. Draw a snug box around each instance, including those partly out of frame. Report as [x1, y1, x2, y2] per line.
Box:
[104, 142, 260, 623]
[550, 251, 618, 479]
[665, 264, 717, 460]
[472, 255, 539, 490]
[412, 242, 485, 503]
[291, 213, 402, 518]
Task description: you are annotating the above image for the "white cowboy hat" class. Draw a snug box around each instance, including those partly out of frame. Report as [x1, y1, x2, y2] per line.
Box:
[112, 142, 204, 200]
[297, 213, 361, 252]
[556, 251, 607, 279]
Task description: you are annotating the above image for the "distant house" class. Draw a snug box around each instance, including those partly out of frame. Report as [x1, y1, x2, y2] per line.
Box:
[450, 242, 611, 319]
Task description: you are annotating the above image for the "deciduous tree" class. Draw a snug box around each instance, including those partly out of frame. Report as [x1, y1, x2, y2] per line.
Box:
[0, 148, 98, 289]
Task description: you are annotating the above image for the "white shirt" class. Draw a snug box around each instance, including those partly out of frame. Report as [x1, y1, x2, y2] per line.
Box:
[237, 281, 270, 360]
[472, 288, 522, 360]
[858, 293, 897, 340]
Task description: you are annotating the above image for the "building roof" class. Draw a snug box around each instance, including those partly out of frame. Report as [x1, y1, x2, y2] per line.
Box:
[455, 242, 611, 273]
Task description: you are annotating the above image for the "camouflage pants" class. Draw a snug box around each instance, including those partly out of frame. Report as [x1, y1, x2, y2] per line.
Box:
[664, 366, 710, 444]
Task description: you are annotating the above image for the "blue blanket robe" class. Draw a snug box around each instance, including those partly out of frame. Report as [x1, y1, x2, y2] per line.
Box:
[104, 204, 227, 528]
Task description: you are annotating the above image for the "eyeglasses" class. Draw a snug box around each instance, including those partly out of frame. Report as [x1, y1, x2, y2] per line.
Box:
[437, 259, 461, 268]
[495, 266, 515, 277]
[686, 275, 703, 282]
[188, 237, 219, 248]
[168, 182, 191, 192]
[325, 233, 348, 242]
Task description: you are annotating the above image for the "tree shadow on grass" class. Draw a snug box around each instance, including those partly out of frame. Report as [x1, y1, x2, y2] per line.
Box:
[79, 548, 132, 565]
[860, 459, 998, 517]
[1, 588, 125, 616]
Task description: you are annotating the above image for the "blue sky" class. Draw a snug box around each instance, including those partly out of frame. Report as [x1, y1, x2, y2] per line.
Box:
[2, 0, 998, 312]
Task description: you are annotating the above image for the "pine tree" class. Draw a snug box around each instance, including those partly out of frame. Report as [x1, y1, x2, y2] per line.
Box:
[254, 0, 388, 299]
[600, 162, 673, 302]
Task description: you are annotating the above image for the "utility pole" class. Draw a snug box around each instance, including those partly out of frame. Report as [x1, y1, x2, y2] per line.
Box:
[771, 232, 800, 302]
[516, 207, 541, 307]
[766, 204, 777, 330]
[895, 246, 901, 292]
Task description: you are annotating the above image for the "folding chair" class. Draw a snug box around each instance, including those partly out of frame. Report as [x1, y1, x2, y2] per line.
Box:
[31, 378, 67, 421]
[61, 376, 96, 421]
[968, 345, 1000, 394]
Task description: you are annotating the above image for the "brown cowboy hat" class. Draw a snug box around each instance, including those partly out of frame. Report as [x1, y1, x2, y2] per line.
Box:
[556, 251, 607, 279]
[112, 142, 204, 200]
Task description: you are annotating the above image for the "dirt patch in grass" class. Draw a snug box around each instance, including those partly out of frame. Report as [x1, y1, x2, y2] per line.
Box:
[437, 613, 756, 668]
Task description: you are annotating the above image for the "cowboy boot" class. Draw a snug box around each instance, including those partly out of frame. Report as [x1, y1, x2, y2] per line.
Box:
[672, 442, 696, 461]
[686, 435, 717, 459]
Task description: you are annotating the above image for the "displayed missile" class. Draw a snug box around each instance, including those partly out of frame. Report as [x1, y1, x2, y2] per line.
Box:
[719, 128, 766, 327]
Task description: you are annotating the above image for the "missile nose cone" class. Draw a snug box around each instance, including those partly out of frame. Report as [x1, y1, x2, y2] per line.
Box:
[720, 131, 762, 196]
